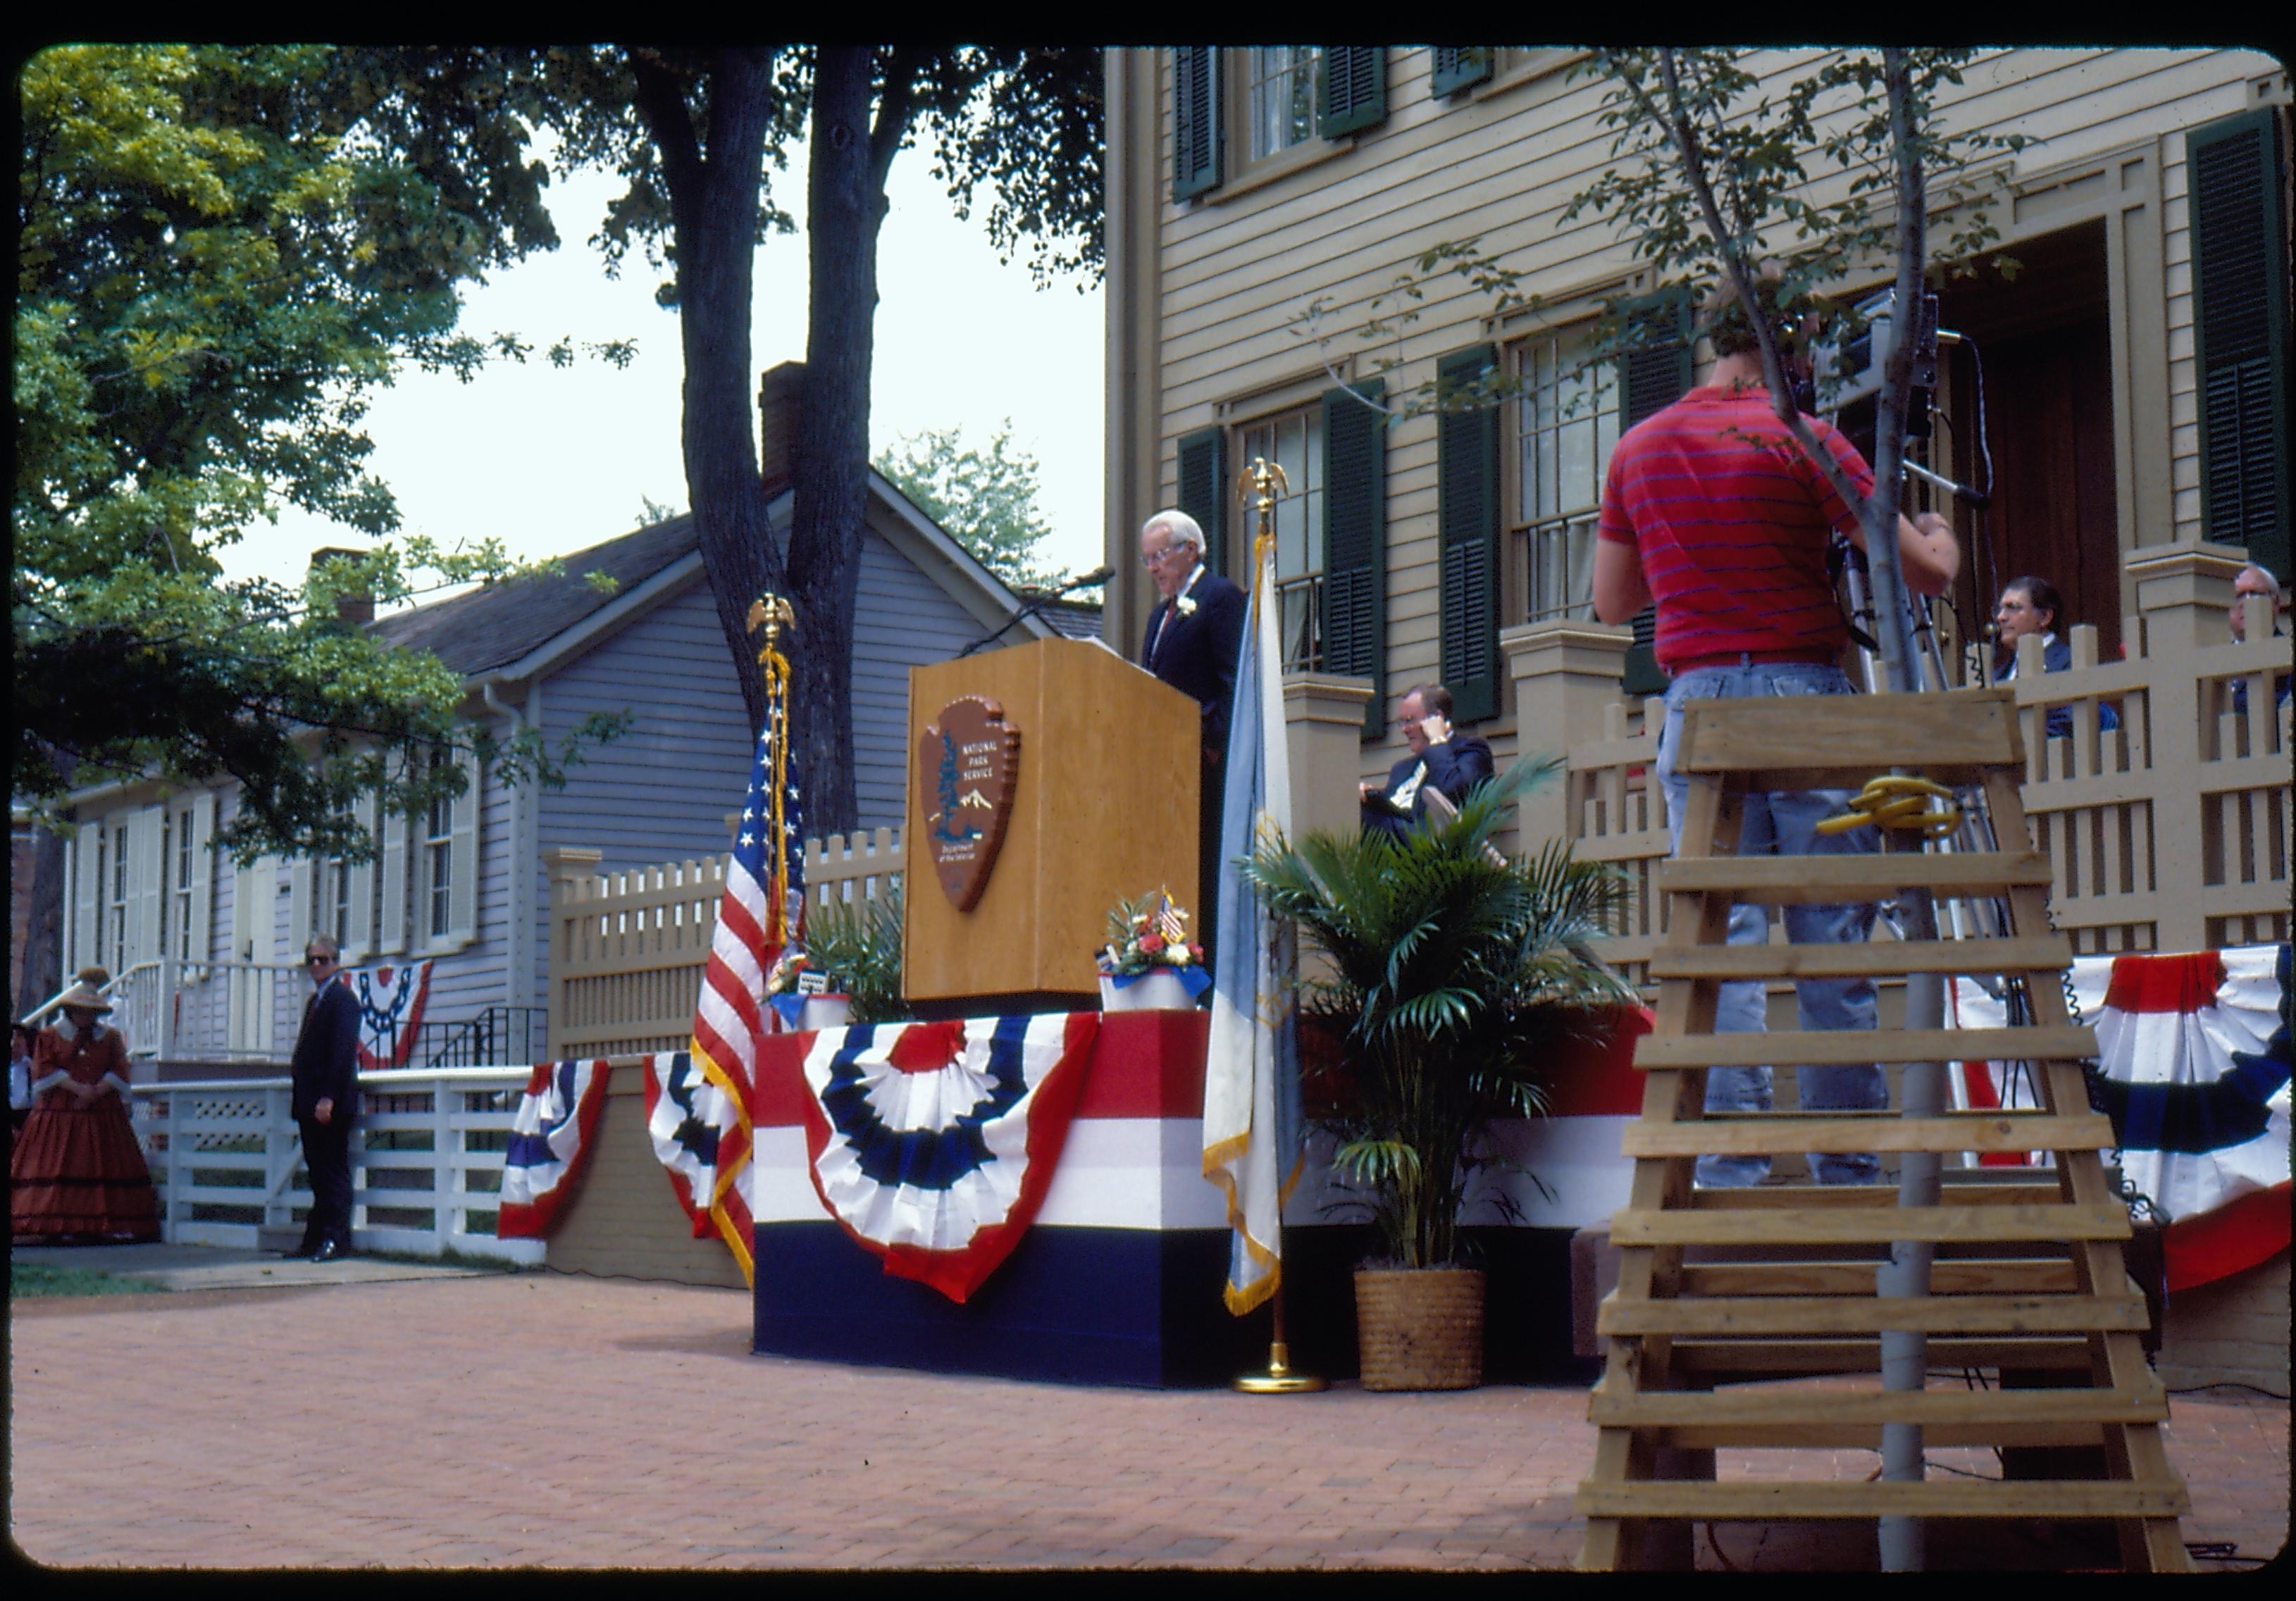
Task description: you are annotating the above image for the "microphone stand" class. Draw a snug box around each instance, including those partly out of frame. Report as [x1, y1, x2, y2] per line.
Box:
[955, 571, 1110, 659]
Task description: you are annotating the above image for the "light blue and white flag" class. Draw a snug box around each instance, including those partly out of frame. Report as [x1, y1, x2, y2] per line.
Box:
[1202, 521, 1305, 1315]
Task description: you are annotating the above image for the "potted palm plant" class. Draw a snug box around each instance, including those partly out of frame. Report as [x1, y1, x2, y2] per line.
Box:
[791, 877, 907, 1026]
[1243, 756, 1634, 1390]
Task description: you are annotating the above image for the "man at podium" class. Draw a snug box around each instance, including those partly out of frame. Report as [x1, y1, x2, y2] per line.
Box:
[1138, 509, 1246, 951]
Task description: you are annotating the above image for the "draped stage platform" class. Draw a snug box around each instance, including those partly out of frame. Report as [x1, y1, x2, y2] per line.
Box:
[743, 1007, 1649, 1388]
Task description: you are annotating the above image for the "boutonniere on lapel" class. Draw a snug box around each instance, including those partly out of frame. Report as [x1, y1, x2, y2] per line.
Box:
[1174, 594, 1197, 618]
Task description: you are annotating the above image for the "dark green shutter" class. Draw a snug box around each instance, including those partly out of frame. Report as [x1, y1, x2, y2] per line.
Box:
[1322, 380, 1388, 738]
[1318, 47, 1386, 138]
[1175, 427, 1228, 580]
[1172, 47, 1222, 201]
[2188, 108, 2291, 583]
[1431, 46, 1492, 99]
[1615, 287, 1693, 695]
[1436, 345, 1501, 723]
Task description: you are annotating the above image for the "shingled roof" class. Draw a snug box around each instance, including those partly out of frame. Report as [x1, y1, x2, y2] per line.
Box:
[366, 516, 700, 678]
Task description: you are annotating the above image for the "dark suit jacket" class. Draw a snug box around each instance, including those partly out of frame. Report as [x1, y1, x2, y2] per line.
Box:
[290, 976, 362, 1121]
[1995, 635, 2116, 739]
[1362, 735, 1496, 840]
[1141, 571, 1248, 755]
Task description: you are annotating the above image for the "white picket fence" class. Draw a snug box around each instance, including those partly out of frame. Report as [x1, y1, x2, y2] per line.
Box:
[128, 1067, 542, 1264]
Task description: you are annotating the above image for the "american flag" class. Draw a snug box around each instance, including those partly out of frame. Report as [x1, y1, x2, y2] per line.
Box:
[1152, 892, 1188, 946]
[687, 676, 805, 1285]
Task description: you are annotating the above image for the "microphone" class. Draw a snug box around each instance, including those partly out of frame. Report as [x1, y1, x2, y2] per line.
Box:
[954, 567, 1112, 658]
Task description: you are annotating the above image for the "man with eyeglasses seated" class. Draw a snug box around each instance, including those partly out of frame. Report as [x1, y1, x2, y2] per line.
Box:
[1360, 683, 1494, 842]
[287, 934, 362, 1262]
[1138, 509, 1247, 954]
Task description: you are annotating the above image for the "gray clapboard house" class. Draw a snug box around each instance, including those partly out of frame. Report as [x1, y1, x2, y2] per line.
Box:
[54, 471, 1062, 1071]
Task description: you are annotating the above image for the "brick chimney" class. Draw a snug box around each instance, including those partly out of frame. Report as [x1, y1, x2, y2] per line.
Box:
[309, 547, 375, 626]
[758, 360, 805, 488]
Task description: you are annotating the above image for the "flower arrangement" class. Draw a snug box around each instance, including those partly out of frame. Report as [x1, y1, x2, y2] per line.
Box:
[763, 946, 835, 999]
[1096, 890, 1205, 978]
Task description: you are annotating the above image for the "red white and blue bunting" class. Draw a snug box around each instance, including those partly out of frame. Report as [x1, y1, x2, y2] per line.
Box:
[497, 1059, 612, 1238]
[793, 1012, 1100, 1304]
[1952, 943, 2290, 1290]
[351, 960, 433, 1070]
[643, 1050, 753, 1243]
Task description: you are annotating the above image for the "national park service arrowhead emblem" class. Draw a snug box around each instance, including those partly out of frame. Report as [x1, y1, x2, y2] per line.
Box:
[917, 695, 1019, 911]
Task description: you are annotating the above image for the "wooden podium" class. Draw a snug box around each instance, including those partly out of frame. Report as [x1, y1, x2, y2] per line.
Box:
[904, 637, 1200, 1009]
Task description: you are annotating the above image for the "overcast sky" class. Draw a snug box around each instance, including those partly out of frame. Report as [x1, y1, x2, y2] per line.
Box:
[233, 138, 1107, 604]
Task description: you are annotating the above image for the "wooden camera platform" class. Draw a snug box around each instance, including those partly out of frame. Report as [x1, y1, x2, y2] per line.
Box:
[1576, 687, 2191, 1572]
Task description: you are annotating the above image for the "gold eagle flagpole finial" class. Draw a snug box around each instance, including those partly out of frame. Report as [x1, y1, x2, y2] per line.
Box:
[1234, 458, 1289, 604]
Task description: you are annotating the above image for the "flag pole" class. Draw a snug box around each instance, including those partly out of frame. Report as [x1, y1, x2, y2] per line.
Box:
[1227, 454, 1325, 1397]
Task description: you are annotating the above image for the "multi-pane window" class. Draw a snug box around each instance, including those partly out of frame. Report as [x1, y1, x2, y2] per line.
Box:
[172, 804, 197, 961]
[425, 759, 454, 940]
[1246, 47, 1320, 160]
[107, 821, 130, 973]
[1239, 405, 1326, 671]
[1512, 330, 1622, 623]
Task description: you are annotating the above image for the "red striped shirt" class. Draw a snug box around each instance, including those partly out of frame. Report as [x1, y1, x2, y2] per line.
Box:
[1598, 385, 1872, 671]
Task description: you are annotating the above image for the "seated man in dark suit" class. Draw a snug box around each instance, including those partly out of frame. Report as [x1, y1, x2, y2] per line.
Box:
[1992, 574, 2116, 740]
[1360, 683, 1495, 842]
[1138, 509, 1247, 949]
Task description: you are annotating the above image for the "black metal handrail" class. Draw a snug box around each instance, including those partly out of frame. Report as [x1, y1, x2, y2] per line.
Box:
[418, 1006, 548, 1070]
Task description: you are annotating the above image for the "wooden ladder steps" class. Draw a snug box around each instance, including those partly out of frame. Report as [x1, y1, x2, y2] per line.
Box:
[1599, 1291, 2149, 1337]
[1578, 1479, 2193, 1521]
[1577, 688, 2191, 1571]
[1634, 1026, 2096, 1069]
[1656, 851, 2056, 900]
[1668, 1336, 2098, 1376]
[1611, 1202, 2133, 1247]
[1589, 1385, 2168, 1429]
[1648, 935, 2077, 980]
[1622, 1112, 2112, 1157]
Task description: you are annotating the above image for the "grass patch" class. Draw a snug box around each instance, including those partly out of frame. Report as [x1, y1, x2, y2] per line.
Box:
[12, 1262, 170, 1298]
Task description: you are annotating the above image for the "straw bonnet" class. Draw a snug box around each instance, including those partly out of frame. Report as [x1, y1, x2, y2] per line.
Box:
[56, 965, 113, 1014]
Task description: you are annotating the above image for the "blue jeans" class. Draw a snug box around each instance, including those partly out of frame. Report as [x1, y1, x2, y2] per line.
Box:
[1657, 661, 1886, 1186]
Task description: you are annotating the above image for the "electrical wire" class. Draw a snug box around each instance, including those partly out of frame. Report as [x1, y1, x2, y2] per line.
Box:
[2166, 1380, 2290, 1401]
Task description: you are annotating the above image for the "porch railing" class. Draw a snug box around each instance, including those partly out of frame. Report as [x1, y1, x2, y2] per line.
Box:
[545, 828, 901, 1058]
[1505, 547, 2292, 980]
[127, 1067, 541, 1264]
[418, 1004, 547, 1070]
[89, 959, 306, 1062]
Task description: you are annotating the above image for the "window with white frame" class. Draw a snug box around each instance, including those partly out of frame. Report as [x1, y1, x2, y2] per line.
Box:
[423, 752, 455, 941]
[1245, 46, 1320, 161]
[1237, 404, 1327, 671]
[1511, 328, 1622, 624]
[313, 822, 354, 954]
[106, 820, 130, 973]
[169, 802, 199, 960]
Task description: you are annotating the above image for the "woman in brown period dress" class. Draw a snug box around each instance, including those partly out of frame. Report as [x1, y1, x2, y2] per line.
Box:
[10, 967, 161, 1243]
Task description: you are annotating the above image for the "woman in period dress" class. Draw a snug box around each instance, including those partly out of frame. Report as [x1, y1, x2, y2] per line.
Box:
[10, 967, 161, 1244]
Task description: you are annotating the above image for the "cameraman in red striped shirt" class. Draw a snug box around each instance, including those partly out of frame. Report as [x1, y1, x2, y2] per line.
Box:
[1592, 275, 1960, 1187]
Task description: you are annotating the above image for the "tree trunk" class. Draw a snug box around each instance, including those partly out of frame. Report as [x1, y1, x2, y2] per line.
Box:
[13, 753, 74, 1018]
[786, 46, 894, 835]
[633, 47, 786, 739]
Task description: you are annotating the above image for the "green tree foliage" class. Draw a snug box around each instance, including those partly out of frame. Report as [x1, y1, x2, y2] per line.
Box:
[875, 421, 1063, 590]
[1292, 49, 2021, 435]
[15, 44, 628, 871]
[518, 46, 1103, 832]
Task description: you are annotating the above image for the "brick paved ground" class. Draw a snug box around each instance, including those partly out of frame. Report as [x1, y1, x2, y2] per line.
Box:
[10, 1272, 2285, 1571]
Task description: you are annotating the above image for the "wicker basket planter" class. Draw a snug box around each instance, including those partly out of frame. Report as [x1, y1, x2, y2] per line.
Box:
[1353, 1266, 1487, 1391]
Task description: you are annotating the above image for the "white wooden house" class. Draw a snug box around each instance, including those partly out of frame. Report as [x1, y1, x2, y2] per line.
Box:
[1100, 46, 2290, 766]
[52, 464, 1061, 1071]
